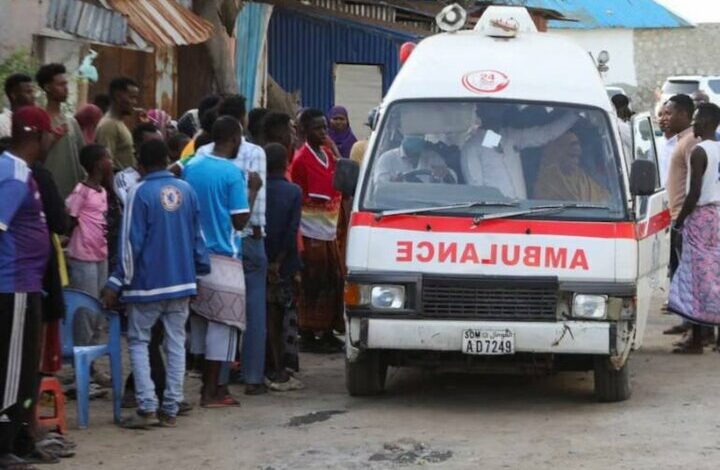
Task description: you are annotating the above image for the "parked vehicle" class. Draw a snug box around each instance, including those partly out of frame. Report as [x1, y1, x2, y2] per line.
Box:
[335, 5, 669, 402]
[660, 75, 720, 105]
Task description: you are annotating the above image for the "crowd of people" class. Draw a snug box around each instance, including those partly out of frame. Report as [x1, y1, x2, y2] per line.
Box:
[4, 56, 720, 469]
[0, 64, 362, 469]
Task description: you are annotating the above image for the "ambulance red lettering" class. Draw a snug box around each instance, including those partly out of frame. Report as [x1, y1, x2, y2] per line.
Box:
[523, 246, 541, 267]
[481, 244, 497, 265]
[460, 243, 480, 264]
[501, 245, 520, 266]
[438, 242, 458, 263]
[394, 241, 590, 270]
[569, 249, 589, 270]
[416, 241, 434, 262]
[396, 241, 412, 262]
[545, 247, 567, 268]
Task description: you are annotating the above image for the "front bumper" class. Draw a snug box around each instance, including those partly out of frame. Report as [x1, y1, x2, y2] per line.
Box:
[348, 318, 614, 355]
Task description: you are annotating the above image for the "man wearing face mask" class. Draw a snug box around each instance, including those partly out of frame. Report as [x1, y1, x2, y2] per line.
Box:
[374, 134, 456, 184]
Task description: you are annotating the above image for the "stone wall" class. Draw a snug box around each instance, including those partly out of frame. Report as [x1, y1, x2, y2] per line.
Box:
[633, 24, 720, 113]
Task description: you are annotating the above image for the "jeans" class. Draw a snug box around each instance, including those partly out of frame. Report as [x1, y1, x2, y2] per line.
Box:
[127, 298, 189, 417]
[68, 258, 108, 347]
[240, 237, 267, 385]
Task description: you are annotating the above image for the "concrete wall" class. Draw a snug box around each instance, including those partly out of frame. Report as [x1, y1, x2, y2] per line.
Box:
[0, 0, 47, 56]
[633, 24, 720, 113]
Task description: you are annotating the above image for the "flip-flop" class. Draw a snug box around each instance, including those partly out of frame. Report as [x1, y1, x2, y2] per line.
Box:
[42, 434, 77, 450]
[35, 441, 75, 459]
[200, 395, 241, 408]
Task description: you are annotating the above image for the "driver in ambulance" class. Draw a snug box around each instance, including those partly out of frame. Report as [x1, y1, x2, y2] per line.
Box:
[374, 134, 457, 184]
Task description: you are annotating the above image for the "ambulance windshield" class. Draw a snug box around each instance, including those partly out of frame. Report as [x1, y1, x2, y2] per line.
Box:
[362, 100, 625, 220]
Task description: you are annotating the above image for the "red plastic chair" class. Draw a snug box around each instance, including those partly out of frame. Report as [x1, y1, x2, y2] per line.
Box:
[35, 376, 67, 434]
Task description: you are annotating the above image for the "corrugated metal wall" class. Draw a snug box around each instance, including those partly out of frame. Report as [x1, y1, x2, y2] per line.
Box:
[267, 7, 418, 112]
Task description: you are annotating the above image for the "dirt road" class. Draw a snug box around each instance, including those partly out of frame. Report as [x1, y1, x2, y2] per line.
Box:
[55, 308, 720, 470]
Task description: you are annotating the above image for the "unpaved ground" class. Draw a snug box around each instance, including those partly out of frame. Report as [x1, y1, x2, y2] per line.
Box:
[55, 305, 720, 470]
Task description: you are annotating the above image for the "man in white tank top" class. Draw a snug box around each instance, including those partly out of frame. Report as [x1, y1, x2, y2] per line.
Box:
[670, 103, 720, 354]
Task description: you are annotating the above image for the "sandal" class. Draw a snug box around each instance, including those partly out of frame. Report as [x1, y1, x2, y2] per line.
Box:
[35, 440, 75, 459]
[0, 454, 39, 470]
[200, 395, 241, 408]
[43, 434, 77, 449]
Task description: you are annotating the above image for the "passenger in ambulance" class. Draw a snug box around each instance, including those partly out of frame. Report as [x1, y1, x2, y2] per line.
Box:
[460, 105, 578, 200]
[533, 131, 610, 203]
[374, 134, 458, 184]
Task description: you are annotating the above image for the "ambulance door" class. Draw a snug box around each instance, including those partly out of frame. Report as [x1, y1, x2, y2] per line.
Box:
[632, 113, 671, 347]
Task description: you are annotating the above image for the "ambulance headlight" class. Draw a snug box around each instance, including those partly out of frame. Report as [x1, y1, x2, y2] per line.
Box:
[371, 285, 406, 309]
[572, 294, 608, 319]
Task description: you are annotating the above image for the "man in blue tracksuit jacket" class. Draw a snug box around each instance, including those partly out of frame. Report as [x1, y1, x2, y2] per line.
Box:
[102, 139, 210, 428]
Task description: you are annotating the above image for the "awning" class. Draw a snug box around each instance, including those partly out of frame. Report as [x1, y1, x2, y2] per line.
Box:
[107, 0, 214, 47]
[44, 0, 214, 49]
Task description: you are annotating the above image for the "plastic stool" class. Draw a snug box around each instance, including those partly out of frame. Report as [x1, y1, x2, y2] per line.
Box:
[35, 376, 67, 434]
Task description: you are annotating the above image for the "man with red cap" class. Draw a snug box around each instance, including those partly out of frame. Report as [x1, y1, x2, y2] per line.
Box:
[0, 106, 53, 470]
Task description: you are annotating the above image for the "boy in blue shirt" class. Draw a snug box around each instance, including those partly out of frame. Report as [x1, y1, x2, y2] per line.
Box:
[102, 139, 209, 428]
[183, 116, 259, 407]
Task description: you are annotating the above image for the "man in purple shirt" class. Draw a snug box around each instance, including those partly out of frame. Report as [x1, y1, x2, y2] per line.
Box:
[0, 106, 53, 469]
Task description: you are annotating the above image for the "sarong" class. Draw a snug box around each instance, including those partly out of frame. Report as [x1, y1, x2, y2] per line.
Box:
[668, 204, 720, 326]
[192, 255, 246, 330]
[298, 237, 344, 333]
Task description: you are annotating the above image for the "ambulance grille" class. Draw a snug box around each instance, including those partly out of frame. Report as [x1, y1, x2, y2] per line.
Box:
[421, 276, 558, 321]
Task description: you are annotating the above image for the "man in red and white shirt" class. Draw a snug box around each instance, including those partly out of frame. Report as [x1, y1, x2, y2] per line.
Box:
[290, 108, 344, 353]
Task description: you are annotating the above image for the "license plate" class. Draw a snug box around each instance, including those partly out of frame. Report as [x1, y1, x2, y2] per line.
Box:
[462, 329, 515, 355]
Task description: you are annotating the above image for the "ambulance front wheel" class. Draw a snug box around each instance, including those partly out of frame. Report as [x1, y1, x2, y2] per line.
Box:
[346, 351, 388, 396]
[593, 356, 631, 402]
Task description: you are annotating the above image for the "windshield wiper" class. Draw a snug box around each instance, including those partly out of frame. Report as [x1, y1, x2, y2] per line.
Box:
[471, 203, 611, 225]
[532, 203, 611, 211]
[377, 201, 519, 220]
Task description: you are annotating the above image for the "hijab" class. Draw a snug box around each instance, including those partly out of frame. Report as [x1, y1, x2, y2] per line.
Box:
[328, 106, 357, 159]
[74, 104, 103, 144]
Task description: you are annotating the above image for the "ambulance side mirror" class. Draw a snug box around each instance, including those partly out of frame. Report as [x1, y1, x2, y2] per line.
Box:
[334, 158, 360, 197]
[629, 159, 656, 196]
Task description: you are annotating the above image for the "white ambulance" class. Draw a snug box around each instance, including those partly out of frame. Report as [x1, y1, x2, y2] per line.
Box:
[334, 5, 669, 402]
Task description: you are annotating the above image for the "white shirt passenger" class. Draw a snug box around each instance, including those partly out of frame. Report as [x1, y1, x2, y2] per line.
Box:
[460, 113, 577, 199]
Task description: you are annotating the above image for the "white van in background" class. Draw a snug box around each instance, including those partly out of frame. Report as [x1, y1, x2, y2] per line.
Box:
[660, 76, 720, 105]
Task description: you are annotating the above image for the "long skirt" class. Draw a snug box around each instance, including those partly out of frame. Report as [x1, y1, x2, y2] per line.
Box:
[298, 237, 344, 333]
[669, 204, 720, 326]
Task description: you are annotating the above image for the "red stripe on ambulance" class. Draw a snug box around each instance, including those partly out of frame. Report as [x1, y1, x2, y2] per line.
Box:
[350, 211, 669, 240]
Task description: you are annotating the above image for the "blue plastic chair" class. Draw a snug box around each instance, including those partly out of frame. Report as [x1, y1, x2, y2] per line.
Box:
[61, 288, 122, 428]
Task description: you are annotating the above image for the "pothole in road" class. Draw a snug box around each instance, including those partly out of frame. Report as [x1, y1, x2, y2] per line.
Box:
[287, 409, 347, 427]
[369, 438, 453, 465]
